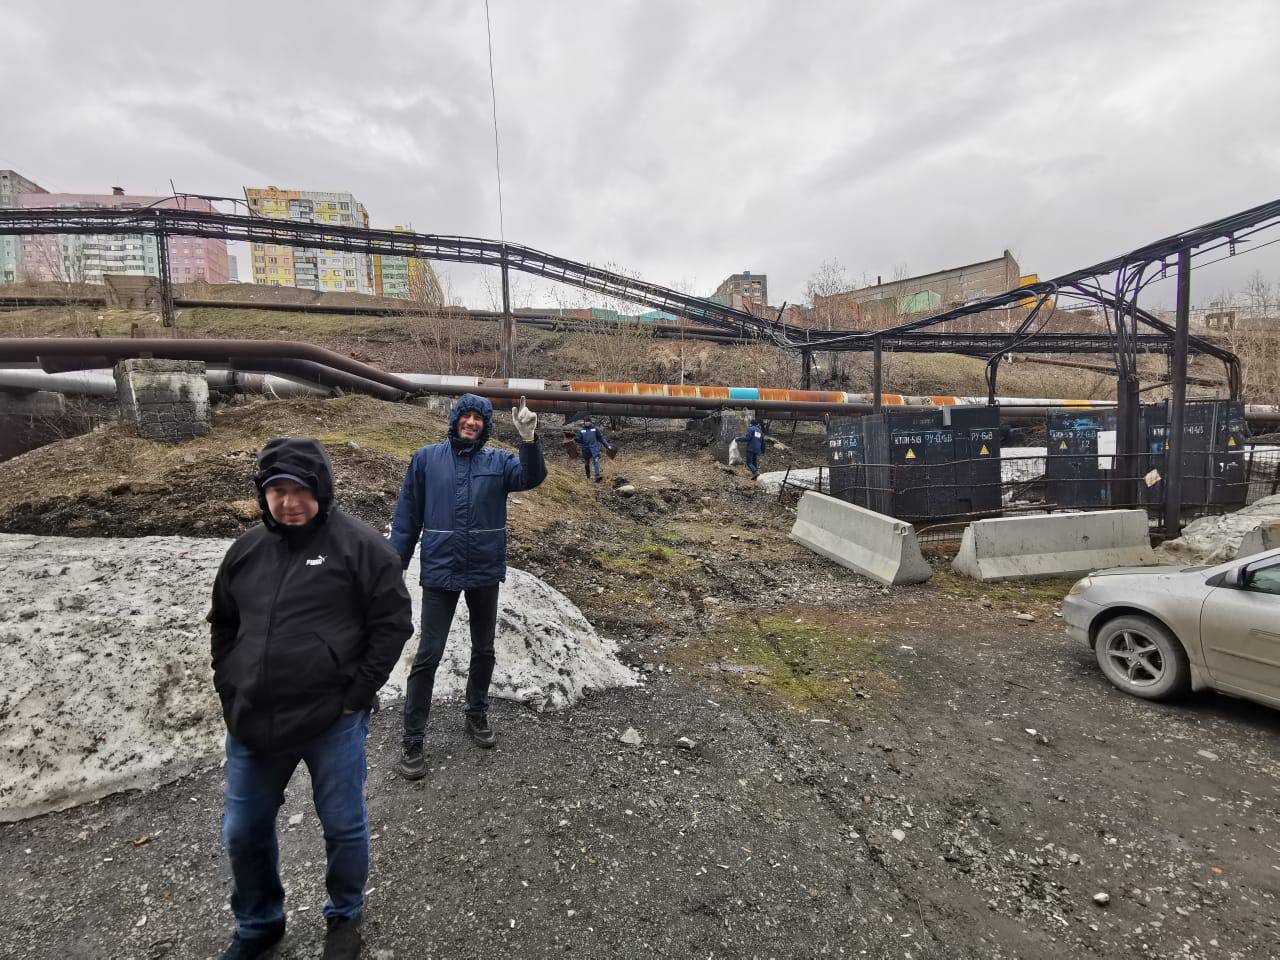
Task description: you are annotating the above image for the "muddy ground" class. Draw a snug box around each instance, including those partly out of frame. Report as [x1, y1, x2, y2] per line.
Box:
[1, 397, 1278, 959]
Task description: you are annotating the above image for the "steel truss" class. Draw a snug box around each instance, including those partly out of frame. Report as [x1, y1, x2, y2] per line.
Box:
[3, 198, 1278, 387]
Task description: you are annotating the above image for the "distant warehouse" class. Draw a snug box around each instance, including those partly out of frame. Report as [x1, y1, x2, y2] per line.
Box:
[815, 250, 1032, 330]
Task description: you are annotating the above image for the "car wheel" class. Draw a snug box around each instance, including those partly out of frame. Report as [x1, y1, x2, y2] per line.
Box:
[1094, 614, 1190, 701]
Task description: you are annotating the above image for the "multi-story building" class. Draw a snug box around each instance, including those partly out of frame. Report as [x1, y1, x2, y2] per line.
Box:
[16, 187, 230, 285]
[711, 271, 768, 313]
[227, 254, 240, 283]
[0, 170, 48, 283]
[815, 251, 1022, 328]
[244, 186, 373, 293]
[373, 225, 442, 304]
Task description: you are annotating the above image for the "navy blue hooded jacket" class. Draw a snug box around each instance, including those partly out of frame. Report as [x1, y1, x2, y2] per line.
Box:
[389, 394, 547, 589]
[737, 423, 765, 454]
[575, 423, 611, 457]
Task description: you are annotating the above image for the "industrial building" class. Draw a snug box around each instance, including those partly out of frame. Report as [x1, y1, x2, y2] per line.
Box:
[817, 251, 1025, 328]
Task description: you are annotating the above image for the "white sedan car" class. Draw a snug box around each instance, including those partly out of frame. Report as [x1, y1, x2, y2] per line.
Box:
[1062, 547, 1280, 708]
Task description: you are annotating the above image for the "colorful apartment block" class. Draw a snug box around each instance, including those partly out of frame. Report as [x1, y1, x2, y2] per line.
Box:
[16, 187, 229, 285]
[374, 225, 442, 304]
[244, 186, 373, 294]
[1, 169, 48, 283]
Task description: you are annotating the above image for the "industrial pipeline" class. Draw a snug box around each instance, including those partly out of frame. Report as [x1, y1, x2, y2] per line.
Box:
[2, 337, 1278, 425]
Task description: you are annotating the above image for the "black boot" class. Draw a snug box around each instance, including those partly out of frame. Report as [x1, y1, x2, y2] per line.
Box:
[396, 742, 427, 781]
[220, 921, 285, 959]
[321, 915, 362, 960]
[464, 713, 497, 748]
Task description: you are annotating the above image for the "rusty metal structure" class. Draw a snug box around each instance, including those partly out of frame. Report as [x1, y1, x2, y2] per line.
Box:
[5, 195, 1280, 532]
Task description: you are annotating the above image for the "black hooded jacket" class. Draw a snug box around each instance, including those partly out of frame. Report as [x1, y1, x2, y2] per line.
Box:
[208, 438, 414, 753]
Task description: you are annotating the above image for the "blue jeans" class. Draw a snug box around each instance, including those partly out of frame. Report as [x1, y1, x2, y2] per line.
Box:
[582, 452, 602, 479]
[745, 450, 759, 477]
[402, 584, 500, 746]
[222, 710, 370, 939]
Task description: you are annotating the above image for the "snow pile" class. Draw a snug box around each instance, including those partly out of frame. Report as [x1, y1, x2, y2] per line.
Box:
[0, 534, 632, 822]
[757, 449, 1049, 501]
[1160, 494, 1280, 563]
[388, 558, 637, 712]
[0, 535, 227, 823]
[756, 467, 821, 495]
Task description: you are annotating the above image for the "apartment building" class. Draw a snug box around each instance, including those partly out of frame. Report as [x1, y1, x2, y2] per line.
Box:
[373, 225, 442, 304]
[711, 271, 768, 313]
[16, 187, 229, 284]
[0, 169, 48, 283]
[244, 186, 373, 293]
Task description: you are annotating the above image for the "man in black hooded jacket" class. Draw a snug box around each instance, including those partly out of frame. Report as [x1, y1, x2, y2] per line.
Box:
[208, 437, 413, 960]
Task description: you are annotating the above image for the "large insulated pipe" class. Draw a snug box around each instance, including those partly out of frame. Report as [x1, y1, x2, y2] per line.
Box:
[4, 339, 1278, 423]
[0, 367, 331, 398]
[0, 338, 421, 395]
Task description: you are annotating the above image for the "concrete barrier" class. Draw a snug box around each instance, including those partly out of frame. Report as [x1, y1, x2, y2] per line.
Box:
[952, 509, 1154, 581]
[790, 492, 931, 585]
[1236, 521, 1280, 559]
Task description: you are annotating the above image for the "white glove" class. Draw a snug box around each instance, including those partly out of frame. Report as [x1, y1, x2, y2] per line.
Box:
[512, 396, 538, 442]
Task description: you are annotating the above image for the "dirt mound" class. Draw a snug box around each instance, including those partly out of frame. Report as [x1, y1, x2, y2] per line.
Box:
[0, 395, 440, 537]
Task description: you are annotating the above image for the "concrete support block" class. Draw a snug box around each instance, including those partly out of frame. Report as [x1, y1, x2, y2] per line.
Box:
[0, 389, 67, 418]
[712, 408, 751, 464]
[1235, 522, 1280, 559]
[790, 491, 932, 586]
[113, 359, 210, 442]
[952, 509, 1155, 582]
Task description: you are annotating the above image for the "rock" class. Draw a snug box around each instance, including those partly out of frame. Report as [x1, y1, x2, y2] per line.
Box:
[676, 737, 697, 750]
[227, 499, 261, 522]
[126, 480, 166, 495]
[1093, 892, 1111, 906]
[1196, 749, 1219, 761]
[615, 484, 637, 497]
[1015, 613, 1036, 623]
[891, 829, 906, 842]
[619, 727, 642, 746]
[288, 813, 303, 826]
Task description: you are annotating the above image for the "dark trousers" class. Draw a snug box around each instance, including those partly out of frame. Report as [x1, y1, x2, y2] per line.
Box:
[401, 584, 500, 746]
[582, 451, 602, 479]
[745, 450, 759, 477]
[222, 711, 369, 939]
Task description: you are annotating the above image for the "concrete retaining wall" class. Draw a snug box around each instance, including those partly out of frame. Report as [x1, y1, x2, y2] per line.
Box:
[1236, 522, 1280, 559]
[790, 491, 931, 585]
[113, 359, 210, 442]
[953, 509, 1154, 581]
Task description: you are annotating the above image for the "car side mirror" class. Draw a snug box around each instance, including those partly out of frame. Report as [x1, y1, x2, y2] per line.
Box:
[1221, 566, 1247, 588]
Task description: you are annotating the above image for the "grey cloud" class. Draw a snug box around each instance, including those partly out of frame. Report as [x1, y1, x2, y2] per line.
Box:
[1, 0, 1277, 304]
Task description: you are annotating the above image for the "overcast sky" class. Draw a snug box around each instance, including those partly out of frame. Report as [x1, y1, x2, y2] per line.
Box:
[2, 0, 1278, 309]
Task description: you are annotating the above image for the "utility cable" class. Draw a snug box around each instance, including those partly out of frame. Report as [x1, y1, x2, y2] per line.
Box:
[484, 0, 506, 243]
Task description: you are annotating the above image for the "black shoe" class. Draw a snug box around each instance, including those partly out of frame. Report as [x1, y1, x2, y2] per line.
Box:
[464, 713, 497, 748]
[220, 922, 285, 960]
[396, 742, 427, 781]
[321, 915, 362, 960]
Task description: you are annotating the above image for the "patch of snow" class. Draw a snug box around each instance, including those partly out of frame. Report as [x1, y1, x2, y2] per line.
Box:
[0, 534, 634, 822]
[757, 448, 1050, 501]
[1160, 494, 1280, 563]
[755, 468, 822, 495]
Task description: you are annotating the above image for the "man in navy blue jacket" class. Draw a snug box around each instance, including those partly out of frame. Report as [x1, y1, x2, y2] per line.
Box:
[574, 415, 613, 482]
[389, 393, 546, 779]
[736, 418, 766, 479]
